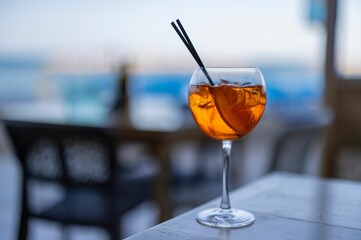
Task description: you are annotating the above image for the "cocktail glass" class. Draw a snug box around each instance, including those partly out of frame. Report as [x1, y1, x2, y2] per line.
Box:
[188, 67, 266, 228]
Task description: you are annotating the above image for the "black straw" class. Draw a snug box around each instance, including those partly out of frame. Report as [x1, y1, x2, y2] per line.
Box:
[171, 19, 214, 86]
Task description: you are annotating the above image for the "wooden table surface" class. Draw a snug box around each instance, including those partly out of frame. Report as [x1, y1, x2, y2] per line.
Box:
[125, 172, 361, 240]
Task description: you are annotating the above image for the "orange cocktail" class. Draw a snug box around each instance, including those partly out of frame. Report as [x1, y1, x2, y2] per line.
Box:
[189, 83, 266, 140]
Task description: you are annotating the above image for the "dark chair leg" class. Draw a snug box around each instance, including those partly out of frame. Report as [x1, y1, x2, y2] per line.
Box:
[109, 220, 121, 240]
[18, 176, 28, 240]
[18, 211, 28, 240]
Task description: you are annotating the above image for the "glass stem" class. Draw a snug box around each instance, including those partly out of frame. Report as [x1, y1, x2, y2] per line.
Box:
[220, 140, 232, 210]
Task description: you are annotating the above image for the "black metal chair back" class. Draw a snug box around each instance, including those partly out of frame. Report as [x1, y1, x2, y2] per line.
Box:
[4, 120, 147, 240]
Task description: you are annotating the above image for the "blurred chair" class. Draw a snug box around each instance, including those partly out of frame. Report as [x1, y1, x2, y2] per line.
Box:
[268, 118, 330, 174]
[168, 140, 222, 215]
[3, 120, 155, 240]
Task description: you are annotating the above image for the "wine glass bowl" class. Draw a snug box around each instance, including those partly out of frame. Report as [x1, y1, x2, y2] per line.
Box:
[188, 67, 266, 228]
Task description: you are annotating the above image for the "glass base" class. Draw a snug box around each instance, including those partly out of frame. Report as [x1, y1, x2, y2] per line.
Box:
[196, 208, 255, 228]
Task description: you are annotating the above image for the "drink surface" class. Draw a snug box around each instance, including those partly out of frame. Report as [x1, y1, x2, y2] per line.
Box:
[188, 83, 266, 140]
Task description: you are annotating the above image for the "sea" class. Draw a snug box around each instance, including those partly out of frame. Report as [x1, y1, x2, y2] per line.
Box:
[0, 57, 324, 114]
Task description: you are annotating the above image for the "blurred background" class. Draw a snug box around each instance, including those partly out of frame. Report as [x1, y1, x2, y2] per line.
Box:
[0, 0, 360, 239]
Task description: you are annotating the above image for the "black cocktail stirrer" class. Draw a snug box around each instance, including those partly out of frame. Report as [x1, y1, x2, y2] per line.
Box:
[171, 19, 214, 86]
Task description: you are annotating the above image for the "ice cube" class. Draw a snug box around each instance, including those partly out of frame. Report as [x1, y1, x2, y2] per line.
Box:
[216, 86, 245, 108]
[220, 79, 230, 85]
[243, 88, 260, 107]
[242, 82, 252, 86]
[196, 92, 214, 108]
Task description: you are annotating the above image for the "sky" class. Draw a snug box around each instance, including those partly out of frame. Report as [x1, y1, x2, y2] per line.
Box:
[0, 0, 357, 73]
